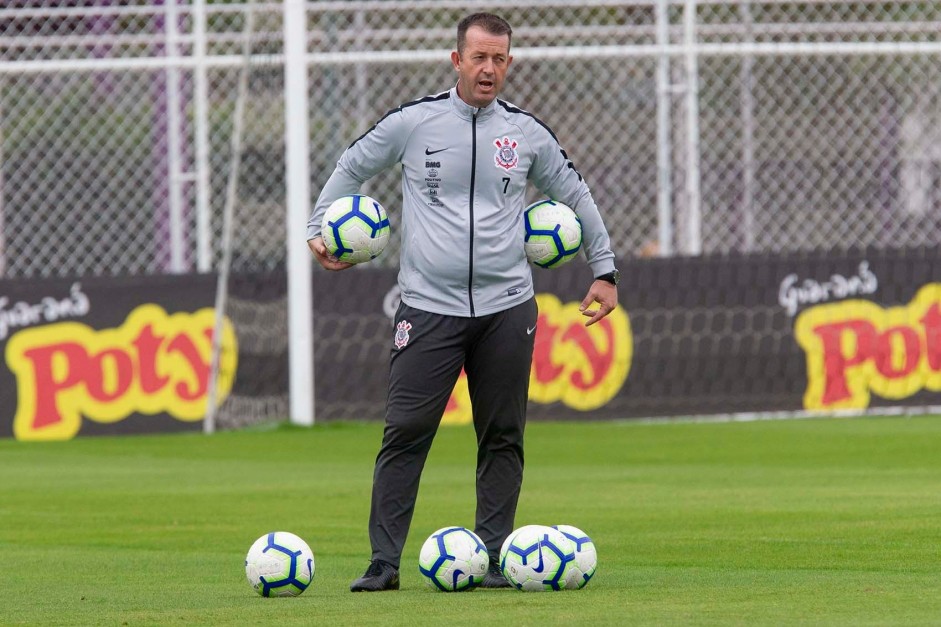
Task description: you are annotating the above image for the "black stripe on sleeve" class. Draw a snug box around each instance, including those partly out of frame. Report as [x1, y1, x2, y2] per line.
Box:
[347, 91, 451, 150]
[497, 99, 583, 182]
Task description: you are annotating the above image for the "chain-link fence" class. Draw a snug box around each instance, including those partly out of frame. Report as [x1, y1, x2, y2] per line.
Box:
[2, 0, 939, 280]
[692, 1, 941, 255]
[0, 2, 282, 277]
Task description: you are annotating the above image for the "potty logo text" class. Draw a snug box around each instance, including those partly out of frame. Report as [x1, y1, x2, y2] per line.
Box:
[5, 304, 238, 441]
[794, 283, 941, 410]
[443, 293, 631, 424]
[528, 293, 632, 410]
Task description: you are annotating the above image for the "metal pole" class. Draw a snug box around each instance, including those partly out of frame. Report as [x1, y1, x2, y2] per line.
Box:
[284, 0, 315, 426]
[205, 0, 255, 434]
[354, 9, 370, 196]
[740, 0, 756, 252]
[165, 0, 186, 272]
[683, 0, 702, 255]
[655, 0, 673, 256]
[193, 0, 212, 272]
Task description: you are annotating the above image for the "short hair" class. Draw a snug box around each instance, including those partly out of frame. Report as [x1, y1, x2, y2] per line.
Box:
[457, 13, 512, 55]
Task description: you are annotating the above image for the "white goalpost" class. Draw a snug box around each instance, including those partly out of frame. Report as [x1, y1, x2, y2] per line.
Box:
[282, 0, 316, 428]
[203, 0, 315, 434]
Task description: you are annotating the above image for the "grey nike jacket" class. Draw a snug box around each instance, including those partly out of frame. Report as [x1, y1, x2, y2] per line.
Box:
[306, 86, 616, 318]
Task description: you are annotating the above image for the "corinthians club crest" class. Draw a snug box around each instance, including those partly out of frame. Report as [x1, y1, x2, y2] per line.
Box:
[394, 320, 412, 349]
[494, 136, 519, 171]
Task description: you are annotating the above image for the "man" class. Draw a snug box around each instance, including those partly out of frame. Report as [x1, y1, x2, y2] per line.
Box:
[307, 12, 619, 591]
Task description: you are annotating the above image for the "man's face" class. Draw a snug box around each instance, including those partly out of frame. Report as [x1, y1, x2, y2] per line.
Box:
[451, 26, 513, 108]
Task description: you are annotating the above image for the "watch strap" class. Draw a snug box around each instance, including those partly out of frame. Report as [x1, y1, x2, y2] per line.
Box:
[596, 270, 620, 285]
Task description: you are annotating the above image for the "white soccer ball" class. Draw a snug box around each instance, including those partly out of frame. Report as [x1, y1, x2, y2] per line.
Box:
[552, 525, 597, 589]
[321, 194, 391, 264]
[523, 199, 582, 268]
[245, 531, 315, 597]
[418, 526, 489, 591]
[499, 524, 576, 591]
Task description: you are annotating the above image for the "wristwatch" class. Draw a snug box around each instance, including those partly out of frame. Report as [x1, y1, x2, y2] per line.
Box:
[596, 269, 620, 286]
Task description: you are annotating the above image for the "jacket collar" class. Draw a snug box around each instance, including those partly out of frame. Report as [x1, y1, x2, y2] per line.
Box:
[449, 86, 499, 121]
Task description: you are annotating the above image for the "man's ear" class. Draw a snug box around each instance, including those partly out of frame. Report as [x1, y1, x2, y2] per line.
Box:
[450, 50, 461, 71]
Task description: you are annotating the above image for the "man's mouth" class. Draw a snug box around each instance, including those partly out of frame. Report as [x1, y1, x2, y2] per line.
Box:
[479, 80, 494, 89]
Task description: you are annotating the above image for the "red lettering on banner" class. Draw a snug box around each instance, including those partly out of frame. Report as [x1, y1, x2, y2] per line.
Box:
[922, 302, 941, 371]
[6, 304, 237, 441]
[795, 284, 941, 410]
[166, 333, 210, 401]
[560, 320, 614, 389]
[811, 320, 877, 405]
[134, 325, 170, 394]
[532, 315, 563, 383]
[86, 348, 134, 402]
[442, 293, 632, 424]
[875, 326, 919, 379]
[21, 342, 87, 430]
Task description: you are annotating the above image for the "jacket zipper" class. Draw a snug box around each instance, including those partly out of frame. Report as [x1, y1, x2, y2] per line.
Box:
[467, 112, 477, 317]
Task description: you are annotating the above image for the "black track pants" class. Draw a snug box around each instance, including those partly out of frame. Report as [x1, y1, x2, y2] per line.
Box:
[368, 297, 538, 567]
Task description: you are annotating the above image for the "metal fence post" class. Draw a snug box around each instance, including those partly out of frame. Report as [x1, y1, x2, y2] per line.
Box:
[655, 0, 674, 257]
[684, 0, 702, 256]
[193, 0, 212, 273]
[165, 0, 186, 272]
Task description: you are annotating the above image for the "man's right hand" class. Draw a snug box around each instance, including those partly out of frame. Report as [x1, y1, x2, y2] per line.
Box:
[308, 237, 354, 271]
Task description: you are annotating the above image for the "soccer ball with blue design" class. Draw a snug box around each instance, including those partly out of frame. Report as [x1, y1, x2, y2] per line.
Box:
[244, 531, 315, 597]
[523, 199, 582, 268]
[499, 524, 576, 591]
[552, 524, 598, 589]
[418, 526, 489, 591]
[321, 194, 391, 264]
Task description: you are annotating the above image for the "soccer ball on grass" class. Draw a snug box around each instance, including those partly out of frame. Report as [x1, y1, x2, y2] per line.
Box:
[499, 524, 576, 591]
[418, 526, 489, 591]
[523, 199, 582, 268]
[552, 524, 598, 589]
[321, 194, 391, 264]
[245, 531, 315, 597]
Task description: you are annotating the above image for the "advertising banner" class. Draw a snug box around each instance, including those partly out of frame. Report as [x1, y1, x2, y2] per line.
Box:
[310, 247, 941, 423]
[309, 263, 633, 424]
[0, 275, 236, 440]
[4, 247, 939, 439]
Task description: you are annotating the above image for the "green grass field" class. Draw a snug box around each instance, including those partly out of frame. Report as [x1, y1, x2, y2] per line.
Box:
[1, 417, 939, 626]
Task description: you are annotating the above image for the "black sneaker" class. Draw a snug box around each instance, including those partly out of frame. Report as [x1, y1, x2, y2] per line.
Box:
[479, 557, 512, 589]
[350, 559, 400, 592]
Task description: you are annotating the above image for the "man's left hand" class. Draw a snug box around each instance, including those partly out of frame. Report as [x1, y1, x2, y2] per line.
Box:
[579, 280, 618, 326]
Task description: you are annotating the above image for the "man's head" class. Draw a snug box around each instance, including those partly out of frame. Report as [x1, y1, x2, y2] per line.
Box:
[451, 13, 513, 108]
